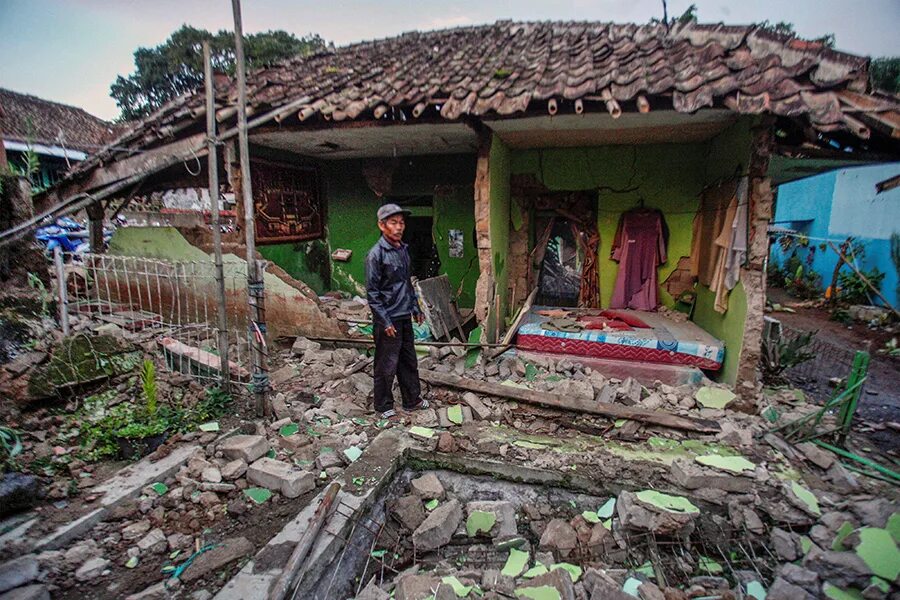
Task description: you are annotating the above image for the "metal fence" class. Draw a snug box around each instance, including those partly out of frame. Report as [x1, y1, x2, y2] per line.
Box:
[779, 322, 868, 402]
[56, 250, 256, 389]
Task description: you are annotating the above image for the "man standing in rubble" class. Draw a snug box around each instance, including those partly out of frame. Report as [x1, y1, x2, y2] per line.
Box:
[366, 203, 430, 419]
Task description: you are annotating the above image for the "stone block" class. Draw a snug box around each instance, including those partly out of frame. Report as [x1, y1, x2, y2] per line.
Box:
[218, 435, 269, 463]
[180, 537, 253, 583]
[395, 574, 455, 600]
[75, 557, 110, 582]
[0, 584, 50, 600]
[391, 495, 426, 531]
[466, 500, 517, 538]
[670, 459, 752, 493]
[221, 459, 247, 481]
[462, 393, 492, 420]
[412, 499, 462, 552]
[539, 518, 578, 558]
[0, 555, 39, 594]
[410, 472, 445, 500]
[247, 458, 315, 499]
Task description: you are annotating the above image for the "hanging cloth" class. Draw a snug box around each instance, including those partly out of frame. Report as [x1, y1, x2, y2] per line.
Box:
[691, 180, 737, 286]
[609, 208, 668, 310]
[710, 177, 749, 313]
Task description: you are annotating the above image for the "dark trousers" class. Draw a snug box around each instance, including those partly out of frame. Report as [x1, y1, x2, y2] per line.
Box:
[373, 317, 421, 413]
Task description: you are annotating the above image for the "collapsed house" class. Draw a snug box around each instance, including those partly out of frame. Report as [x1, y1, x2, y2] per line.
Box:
[26, 20, 900, 390]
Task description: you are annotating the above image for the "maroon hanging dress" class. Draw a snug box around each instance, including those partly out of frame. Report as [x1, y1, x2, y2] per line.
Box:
[609, 209, 667, 310]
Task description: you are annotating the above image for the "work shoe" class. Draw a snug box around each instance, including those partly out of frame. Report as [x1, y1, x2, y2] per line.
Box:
[381, 409, 398, 419]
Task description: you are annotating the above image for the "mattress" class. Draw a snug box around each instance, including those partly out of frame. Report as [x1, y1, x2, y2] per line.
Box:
[516, 307, 725, 370]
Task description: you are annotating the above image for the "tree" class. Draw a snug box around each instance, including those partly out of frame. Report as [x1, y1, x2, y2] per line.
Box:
[869, 57, 900, 94]
[110, 25, 327, 121]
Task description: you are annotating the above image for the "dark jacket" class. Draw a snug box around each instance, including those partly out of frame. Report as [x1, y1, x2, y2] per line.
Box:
[366, 236, 419, 327]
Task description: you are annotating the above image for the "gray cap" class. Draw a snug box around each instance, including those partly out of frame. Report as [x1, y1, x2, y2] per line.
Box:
[377, 203, 411, 221]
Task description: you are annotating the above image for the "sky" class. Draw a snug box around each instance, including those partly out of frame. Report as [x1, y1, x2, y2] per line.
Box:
[1, 0, 898, 122]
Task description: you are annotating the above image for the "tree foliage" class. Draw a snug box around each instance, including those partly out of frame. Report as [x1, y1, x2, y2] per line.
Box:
[110, 25, 327, 121]
[869, 57, 900, 94]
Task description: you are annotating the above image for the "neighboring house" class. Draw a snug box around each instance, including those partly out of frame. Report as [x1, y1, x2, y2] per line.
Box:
[0, 87, 115, 189]
[33, 20, 900, 388]
[770, 162, 900, 307]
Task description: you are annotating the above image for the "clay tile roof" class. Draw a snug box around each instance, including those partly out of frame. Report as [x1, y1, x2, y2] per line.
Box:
[0, 88, 117, 153]
[64, 20, 900, 181]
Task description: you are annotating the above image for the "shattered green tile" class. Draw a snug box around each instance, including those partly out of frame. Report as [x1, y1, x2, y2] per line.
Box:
[370, 549, 387, 558]
[409, 426, 436, 439]
[150, 482, 168, 496]
[822, 583, 865, 600]
[869, 577, 889, 593]
[581, 511, 600, 524]
[800, 535, 813, 555]
[886, 512, 900, 542]
[243, 487, 272, 505]
[447, 405, 464, 425]
[425, 499, 440, 511]
[695, 386, 736, 409]
[550, 563, 582, 582]
[466, 510, 497, 537]
[602, 519, 612, 530]
[501, 548, 529, 577]
[855, 527, 900, 581]
[352, 417, 370, 426]
[622, 577, 642, 597]
[635, 562, 655, 578]
[514, 585, 560, 600]
[832, 521, 855, 550]
[790, 481, 821, 516]
[745, 580, 766, 600]
[597, 498, 616, 519]
[441, 575, 473, 597]
[695, 454, 755, 474]
[343, 446, 363, 463]
[279, 423, 299, 437]
[635, 490, 700, 514]
[525, 363, 537, 382]
[697, 556, 724, 574]
[198, 421, 219, 432]
[266, 449, 277, 458]
[125, 556, 139, 568]
[522, 565, 548, 578]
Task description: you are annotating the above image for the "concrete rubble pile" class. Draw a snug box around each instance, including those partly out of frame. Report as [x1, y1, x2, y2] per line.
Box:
[0, 330, 896, 600]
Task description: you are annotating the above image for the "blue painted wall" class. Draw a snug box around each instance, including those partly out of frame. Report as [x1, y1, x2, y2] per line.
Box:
[770, 162, 900, 307]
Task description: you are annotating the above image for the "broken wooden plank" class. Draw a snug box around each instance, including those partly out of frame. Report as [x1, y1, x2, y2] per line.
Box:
[419, 370, 721, 434]
[487, 287, 537, 360]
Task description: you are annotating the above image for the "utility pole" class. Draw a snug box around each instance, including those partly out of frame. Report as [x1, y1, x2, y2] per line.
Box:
[231, 0, 270, 417]
[203, 41, 232, 394]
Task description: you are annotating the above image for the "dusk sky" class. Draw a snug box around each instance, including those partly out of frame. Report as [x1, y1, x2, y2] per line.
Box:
[1, 0, 898, 122]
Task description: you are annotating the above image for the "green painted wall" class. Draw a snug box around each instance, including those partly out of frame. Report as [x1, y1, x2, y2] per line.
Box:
[258, 240, 330, 296]
[509, 143, 706, 309]
[323, 154, 479, 306]
[690, 117, 754, 384]
[506, 117, 756, 384]
[489, 136, 512, 337]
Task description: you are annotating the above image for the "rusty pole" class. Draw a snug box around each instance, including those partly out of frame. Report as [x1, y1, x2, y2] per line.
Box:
[203, 41, 232, 394]
[231, 0, 270, 416]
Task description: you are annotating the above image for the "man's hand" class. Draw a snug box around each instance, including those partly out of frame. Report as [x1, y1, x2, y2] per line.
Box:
[415, 313, 425, 325]
[384, 325, 397, 337]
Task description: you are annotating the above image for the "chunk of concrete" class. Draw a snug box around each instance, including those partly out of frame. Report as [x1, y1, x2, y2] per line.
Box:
[394, 574, 455, 600]
[75, 557, 110, 582]
[521, 568, 576, 600]
[355, 580, 390, 600]
[466, 500, 517, 538]
[291, 336, 321, 356]
[767, 577, 815, 600]
[0, 584, 50, 600]
[410, 472, 445, 500]
[221, 459, 248, 481]
[412, 499, 462, 552]
[180, 537, 254, 583]
[247, 458, 315, 499]
[617, 491, 698, 536]
[137, 528, 167, 553]
[670, 459, 752, 493]
[0, 555, 40, 594]
[539, 518, 578, 558]
[391, 495, 426, 531]
[770, 528, 800, 561]
[462, 393, 492, 420]
[218, 435, 269, 463]
[795, 442, 835, 470]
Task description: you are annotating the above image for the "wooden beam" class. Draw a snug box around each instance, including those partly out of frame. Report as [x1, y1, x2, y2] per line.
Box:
[79, 133, 208, 193]
[419, 370, 721, 434]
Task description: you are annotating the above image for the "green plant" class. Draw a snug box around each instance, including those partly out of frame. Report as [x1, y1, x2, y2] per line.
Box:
[26, 272, 52, 318]
[1, 426, 23, 471]
[837, 267, 885, 305]
[115, 421, 168, 439]
[761, 330, 817, 384]
[140, 360, 158, 418]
